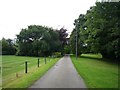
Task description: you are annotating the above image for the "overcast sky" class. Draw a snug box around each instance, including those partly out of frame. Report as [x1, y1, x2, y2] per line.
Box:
[0, 0, 97, 39]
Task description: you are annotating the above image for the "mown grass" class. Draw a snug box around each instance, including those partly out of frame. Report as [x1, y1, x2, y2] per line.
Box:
[2, 55, 60, 88]
[71, 54, 118, 88]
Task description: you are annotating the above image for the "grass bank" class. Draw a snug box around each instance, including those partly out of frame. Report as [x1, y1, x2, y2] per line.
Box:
[2, 55, 60, 88]
[71, 54, 118, 88]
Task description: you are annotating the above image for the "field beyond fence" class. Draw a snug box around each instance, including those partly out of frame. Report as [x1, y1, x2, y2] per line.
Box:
[2, 55, 60, 88]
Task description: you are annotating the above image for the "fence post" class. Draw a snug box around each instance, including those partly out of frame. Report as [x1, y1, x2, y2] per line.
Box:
[44, 56, 46, 64]
[49, 56, 50, 62]
[38, 58, 39, 67]
[25, 61, 27, 73]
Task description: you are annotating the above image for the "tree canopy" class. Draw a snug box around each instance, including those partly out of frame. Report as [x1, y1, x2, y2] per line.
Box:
[70, 2, 120, 61]
[1, 38, 16, 55]
[57, 28, 68, 55]
[16, 25, 65, 56]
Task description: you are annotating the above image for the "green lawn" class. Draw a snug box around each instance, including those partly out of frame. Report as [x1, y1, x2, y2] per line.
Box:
[2, 55, 60, 88]
[71, 54, 118, 88]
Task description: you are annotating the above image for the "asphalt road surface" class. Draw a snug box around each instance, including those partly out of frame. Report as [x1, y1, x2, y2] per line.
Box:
[29, 55, 87, 88]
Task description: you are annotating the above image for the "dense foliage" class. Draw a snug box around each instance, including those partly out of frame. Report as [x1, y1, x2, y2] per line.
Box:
[57, 28, 68, 55]
[1, 26, 68, 56]
[16, 25, 62, 56]
[70, 2, 120, 61]
[1, 38, 16, 55]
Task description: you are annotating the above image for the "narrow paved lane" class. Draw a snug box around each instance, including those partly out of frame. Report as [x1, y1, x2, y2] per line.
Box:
[29, 55, 87, 88]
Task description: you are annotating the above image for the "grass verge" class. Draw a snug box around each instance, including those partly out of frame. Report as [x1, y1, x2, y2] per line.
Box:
[71, 54, 118, 88]
[2, 56, 60, 88]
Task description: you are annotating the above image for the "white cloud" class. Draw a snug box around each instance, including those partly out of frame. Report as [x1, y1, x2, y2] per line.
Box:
[0, 0, 96, 39]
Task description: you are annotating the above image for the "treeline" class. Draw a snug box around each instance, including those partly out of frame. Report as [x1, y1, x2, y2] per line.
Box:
[70, 2, 120, 60]
[1, 25, 68, 56]
[17, 25, 68, 56]
[1, 38, 16, 55]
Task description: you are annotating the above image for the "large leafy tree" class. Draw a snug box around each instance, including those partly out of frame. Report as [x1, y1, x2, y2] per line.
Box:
[85, 2, 120, 60]
[70, 14, 88, 55]
[70, 2, 120, 61]
[57, 28, 68, 55]
[17, 25, 61, 56]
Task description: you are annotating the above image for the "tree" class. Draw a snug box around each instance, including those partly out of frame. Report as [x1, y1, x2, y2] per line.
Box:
[70, 14, 88, 55]
[85, 2, 120, 60]
[2, 38, 16, 55]
[57, 28, 68, 55]
[16, 25, 61, 56]
[70, 2, 120, 61]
